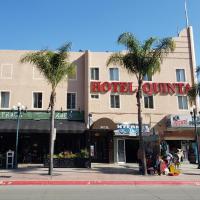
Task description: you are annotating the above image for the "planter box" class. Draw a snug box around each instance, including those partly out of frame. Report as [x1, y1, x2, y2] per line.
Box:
[44, 158, 90, 168]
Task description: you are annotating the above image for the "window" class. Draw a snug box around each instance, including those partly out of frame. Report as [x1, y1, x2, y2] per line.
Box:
[33, 66, 43, 79]
[67, 93, 76, 109]
[176, 69, 186, 82]
[0, 91, 10, 108]
[33, 92, 42, 108]
[178, 96, 188, 110]
[143, 74, 152, 81]
[144, 95, 154, 109]
[68, 66, 77, 80]
[109, 68, 119, 81]
[91, 68, 99, 80]
[110, 95, 120, 108]
[1, 64, 13, 79]
[91, 94, 99, 99]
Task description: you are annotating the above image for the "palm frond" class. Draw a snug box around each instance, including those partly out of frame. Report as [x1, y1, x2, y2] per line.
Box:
[118, 32, 141, 53]
[153, 38, 175, 61]
[20, 43, 75, 89]
[188, 83, 200, 101]
[142, 37, 157, 53]
[106, 52, 124, 66]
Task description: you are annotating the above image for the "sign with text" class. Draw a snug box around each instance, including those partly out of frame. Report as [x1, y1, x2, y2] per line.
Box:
[114, 123, 150, 136]
[90, 81, 191, 95]
[0, 111, 84, 121]
[166, 114, 200, 128]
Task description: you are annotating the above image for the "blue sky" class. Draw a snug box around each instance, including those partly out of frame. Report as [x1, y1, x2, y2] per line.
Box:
[0, 0, 199, 65]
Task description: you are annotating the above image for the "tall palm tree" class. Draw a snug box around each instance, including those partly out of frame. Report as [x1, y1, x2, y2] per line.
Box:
[21, 43, 75, 175]
[107, 33, 175, 175]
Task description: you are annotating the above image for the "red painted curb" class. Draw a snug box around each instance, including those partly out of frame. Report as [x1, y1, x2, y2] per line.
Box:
[1, 180, 200, 186]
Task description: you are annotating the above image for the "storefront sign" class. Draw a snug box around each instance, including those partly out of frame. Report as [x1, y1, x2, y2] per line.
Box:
[90, 81, 191, 95]
[166, 114, 200, 128]
[0, 111, 84, 121]
[114, 123, 150, 136]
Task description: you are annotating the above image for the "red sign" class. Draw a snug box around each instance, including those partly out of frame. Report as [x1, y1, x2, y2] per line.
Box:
[90, 81, 191, 95]
[142, 82, 191, 95]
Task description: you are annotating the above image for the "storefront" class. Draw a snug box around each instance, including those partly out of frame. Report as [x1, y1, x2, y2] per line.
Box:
[0, 110, 86, 164]
[89, 117, 117, 163]
[162, 114, 199, 163]
[114, 123, 150, 163]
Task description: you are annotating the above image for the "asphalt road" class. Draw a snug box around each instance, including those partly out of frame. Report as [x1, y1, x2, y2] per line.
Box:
[0, 185, 200, 200]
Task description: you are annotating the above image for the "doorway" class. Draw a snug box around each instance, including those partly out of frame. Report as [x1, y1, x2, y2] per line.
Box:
[125, 139, 139, 163]
[117, 139, 126, 163]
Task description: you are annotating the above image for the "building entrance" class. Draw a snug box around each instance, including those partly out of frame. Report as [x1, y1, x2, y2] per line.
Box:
[125, 139, 139, 163]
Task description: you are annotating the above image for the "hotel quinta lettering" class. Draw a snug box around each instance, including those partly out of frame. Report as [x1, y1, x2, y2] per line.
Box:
[90, 81, 191, 95]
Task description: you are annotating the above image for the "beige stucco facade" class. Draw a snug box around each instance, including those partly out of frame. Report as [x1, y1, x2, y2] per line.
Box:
[0, 27, 196, 129]
[0, 26, 199, 164]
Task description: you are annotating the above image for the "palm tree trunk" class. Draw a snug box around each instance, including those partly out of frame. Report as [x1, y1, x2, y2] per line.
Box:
[137, 80, 147, 175]
[48, 90, 55, 176]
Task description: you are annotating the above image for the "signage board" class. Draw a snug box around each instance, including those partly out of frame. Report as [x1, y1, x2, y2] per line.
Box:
[114, 123, 150, 136]
[0, 110, 84, 121]
[90, 81, 191, 95]
[166, 114, 200, 128]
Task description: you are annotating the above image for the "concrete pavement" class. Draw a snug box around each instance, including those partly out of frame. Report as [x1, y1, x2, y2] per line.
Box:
[0, 163, 200, 185]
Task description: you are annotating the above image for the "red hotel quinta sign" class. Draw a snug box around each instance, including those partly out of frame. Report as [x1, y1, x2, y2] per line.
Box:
[90, 81, 191, 95]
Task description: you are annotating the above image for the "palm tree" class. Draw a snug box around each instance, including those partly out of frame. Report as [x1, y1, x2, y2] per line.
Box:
[107, 33, 175, 175]
[21, 43, 75, 175]
[187, 66, 200, 103]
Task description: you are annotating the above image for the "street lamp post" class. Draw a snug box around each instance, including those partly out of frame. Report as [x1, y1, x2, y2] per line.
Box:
[88, 113, 92, 168]
[12, 103, 27, 168]
[190, 105, 200, 169]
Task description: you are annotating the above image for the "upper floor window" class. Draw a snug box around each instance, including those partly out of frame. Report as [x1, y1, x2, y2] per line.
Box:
[67, 93, 76, 109]
[110, 94, 120, 108]
[68, 66, 77, 80]
[178, 96, 188, 110]
[0, 91, 10, 108]
[144, 95, 154, 109]
[143, 74, 152, 81]
[176, 69, 186, 82]
[33, 92, 42, 108]
[1, 64, 13, 79]
[91, 68, 99, 80]
[109, 68, 119, 81]
[33, 66, 43, 80]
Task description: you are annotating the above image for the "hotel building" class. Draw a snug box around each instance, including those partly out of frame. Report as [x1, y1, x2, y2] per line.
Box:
[0, 27, 198, 164]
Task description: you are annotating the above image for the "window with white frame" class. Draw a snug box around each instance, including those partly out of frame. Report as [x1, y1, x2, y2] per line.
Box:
[176, 69, 186, 82]
[67, 93, 76, 109]
[1, 64, 13, 79]
[0, 91, 10, 108]
[91, 68, 99, 80]
[178, 96, 188, 110]
[144, 95, 154, 109]
[109, 68, 119, 81]
[143, 74, 152, 81]
[68, 65, 77, 80]
[33, 92, 42, 108]
[110, 94, 120, 108]
[91, 94, 99, 99]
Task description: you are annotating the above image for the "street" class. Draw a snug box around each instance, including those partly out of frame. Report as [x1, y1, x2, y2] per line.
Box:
[0, 185, 200, 200]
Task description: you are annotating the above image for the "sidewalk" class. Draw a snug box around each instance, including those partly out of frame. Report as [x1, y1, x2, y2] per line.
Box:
[0, 163, 200, 185]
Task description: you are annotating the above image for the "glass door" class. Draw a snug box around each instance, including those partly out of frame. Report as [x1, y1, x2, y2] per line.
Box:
[117, 139, 126, 163]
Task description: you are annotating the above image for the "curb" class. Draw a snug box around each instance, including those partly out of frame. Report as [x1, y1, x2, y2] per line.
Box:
[1, 180, 200, 186]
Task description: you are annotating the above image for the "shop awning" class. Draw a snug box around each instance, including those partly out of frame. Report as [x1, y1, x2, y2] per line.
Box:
[0, 119, 86, 133]
[90, 117, 117, 131]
